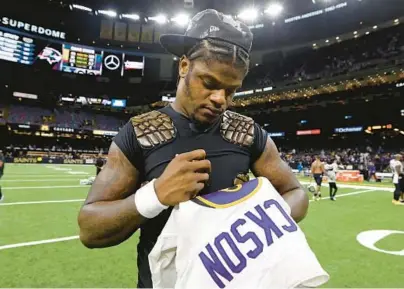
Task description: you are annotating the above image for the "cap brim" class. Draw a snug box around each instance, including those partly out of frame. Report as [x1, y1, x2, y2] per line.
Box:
[160, 34, 201, 57]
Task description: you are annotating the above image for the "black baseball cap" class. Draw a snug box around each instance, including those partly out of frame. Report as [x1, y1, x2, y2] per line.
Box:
[160, 9, 253, 57]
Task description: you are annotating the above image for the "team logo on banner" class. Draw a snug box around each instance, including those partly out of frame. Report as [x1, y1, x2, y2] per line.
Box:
[38, 47, 62, 65]
[104, 55, 120, 70]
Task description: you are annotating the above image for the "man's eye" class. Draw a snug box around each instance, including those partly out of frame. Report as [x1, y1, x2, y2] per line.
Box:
[203, 80, 215, 89]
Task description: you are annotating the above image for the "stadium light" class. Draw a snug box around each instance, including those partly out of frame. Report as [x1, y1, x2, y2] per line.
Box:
[171, 13, 189, 26]
[238, 8, 258, 21]
[98, 10, 117, 18]
[122, 14, 140, 20]
[72, 4, 92, 12]
[373, 25, 378, 29]
[265, 3, 283, 17]
[149, 14, 167, 24]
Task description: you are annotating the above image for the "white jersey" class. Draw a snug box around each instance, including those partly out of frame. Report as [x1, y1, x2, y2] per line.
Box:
[390, 159, 403, 184]
[324, 163, 338, 182]
[149, 177, 329, 289]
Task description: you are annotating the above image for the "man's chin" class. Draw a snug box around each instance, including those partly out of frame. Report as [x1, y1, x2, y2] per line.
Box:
[195, 113, 220, 125]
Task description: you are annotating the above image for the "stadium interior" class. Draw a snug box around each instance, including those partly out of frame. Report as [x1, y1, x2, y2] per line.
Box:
[1, 0, 403, 287]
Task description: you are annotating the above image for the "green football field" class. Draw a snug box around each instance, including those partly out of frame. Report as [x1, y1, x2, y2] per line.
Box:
[1, 164, 403, 288]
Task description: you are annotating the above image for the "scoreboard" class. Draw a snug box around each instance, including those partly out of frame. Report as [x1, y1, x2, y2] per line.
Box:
[0, 30, 35, 65]
[0, 26, 145, 77]
[61, 44, 103, 75]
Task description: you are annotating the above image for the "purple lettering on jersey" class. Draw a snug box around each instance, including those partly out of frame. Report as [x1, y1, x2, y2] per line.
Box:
[199, 243, 233, 289]
[245, 205, 283, 246]
[215, 232, 247, 274]
[199, 199, 297, 288]
[264, 200, 298, 233]
[231, 218, 264, 259]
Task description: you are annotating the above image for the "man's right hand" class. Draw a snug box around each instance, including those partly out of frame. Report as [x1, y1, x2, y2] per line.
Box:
[154, 149, 211, 206]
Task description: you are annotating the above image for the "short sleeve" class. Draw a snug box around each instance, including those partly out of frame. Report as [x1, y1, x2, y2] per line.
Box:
[113, 120, 144, 171]
[250, 123, 268, 164]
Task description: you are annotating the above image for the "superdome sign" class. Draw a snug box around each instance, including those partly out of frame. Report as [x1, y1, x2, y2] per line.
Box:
[0, 17, 66, 40]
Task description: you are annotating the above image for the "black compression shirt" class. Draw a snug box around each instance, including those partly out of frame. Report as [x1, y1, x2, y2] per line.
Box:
[113, 105, 268, 288]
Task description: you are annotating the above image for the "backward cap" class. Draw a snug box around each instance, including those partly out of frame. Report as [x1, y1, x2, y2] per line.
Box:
[160, 9, 253, 57]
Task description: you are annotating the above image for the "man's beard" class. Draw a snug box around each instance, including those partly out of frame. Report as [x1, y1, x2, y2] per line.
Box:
[189, 112, 215, 133]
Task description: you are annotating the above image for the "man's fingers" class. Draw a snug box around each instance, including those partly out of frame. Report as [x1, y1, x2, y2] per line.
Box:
[188, 159, 211, 173]
[195, 173, 210, 182]
[177, 149, 206, 161]
[193, 182, 205, 196]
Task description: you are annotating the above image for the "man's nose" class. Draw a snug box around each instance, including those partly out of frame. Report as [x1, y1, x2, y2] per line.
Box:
[209, 89, 226, 108]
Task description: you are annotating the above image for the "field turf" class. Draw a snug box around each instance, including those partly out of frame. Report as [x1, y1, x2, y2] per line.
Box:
[0, 164, 403, 287]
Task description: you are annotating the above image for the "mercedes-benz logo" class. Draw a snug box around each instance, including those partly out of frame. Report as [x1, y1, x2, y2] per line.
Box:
[104, 55, 120, 70]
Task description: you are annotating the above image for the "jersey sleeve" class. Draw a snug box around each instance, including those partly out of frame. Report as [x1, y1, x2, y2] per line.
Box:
[250, 123, 268, 164]
[112, 120, 143, 170]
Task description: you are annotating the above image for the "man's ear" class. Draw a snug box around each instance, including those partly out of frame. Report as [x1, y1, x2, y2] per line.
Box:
[178, 56, 191, 78]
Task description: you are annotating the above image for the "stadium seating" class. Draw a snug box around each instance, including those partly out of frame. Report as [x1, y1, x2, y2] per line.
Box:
[3, 105, 126, 131]
[244, 23, 404, 89]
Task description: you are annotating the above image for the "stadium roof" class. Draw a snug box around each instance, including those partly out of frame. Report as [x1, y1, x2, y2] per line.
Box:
[4, 0, 404, 51]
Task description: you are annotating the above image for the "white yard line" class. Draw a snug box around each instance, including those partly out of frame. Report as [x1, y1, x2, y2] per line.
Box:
[3, 174, 89, 177]
[0, 199, 85, 206]
[300, 181, 394, 192]
[1, 179, 82, 183]
[0, 236, 80, 251]
[309, 189, 374, 202]
[0, 188, 379, 250]
[2, 185, 86, 190]
[2, 190, 374, 207]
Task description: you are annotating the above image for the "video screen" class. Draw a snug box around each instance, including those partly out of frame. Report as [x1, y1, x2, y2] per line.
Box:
[60, 43, 103, 75]
[0, 30, 35, 65]
[111, 99, 127, 108]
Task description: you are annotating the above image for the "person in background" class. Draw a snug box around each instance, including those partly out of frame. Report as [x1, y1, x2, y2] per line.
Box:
[325, 159, 338, 201]
[95, 153, 104, 176]
[297, 162, 304, 176]
[311, 156, 325, 201]
[390, 154, 404, 205]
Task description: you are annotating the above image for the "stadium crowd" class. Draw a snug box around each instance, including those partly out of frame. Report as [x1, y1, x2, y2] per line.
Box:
[282, 146, 400, 181]
[0, 104, 125, 131]
[245, 21, 404, 89]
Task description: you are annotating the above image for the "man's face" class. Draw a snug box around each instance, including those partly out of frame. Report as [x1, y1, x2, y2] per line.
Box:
[178, 58, 245, 125]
